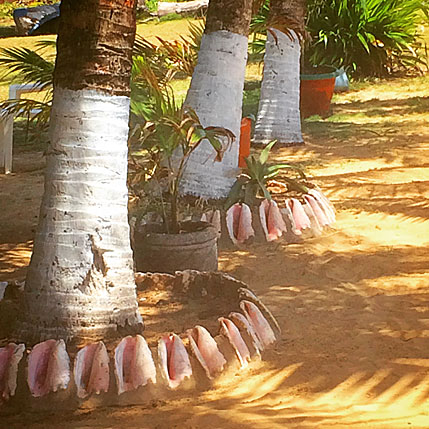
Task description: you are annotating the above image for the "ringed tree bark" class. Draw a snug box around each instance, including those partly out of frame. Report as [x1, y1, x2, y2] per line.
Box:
[254, 0, 307, 146]
[19, 0, 143, 345]
[180, 0, 253, 199]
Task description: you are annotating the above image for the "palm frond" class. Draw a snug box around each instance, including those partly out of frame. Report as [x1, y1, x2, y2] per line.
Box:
[34, 40, 57, 59]
[0, 47, 54, 89]
[252, 0, 267, 15]
[185, 18, 205, 52]
[0, 98, 51, 126]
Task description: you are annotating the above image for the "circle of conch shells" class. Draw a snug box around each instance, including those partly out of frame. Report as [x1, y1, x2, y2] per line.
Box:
[0, 271, 280, 408]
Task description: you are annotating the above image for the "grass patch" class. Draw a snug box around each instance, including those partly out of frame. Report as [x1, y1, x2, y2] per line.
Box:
[136, 17, 200, 43]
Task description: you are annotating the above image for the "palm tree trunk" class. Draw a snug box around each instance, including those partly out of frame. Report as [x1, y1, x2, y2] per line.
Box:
[19, 0, 143, 345]
[254, 0, 306, 146]
[180, 0, 253, 199]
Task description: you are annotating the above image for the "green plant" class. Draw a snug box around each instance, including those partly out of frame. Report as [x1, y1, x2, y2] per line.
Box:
[225, 140, 308, 209]
[0, 42, 55, 133]
[131, 36, 177, 119]
[306, 0, 428, 76]
[154, 19, 205, 77]
[155, 37, 197, 77]
[249, 0, 270, 55]
[0, 33, 187, 137]
[129, 65, 235, 233]
[145, 0, 159, 13]
[0, 17, 205, 131]
[250, 0, 428, 76]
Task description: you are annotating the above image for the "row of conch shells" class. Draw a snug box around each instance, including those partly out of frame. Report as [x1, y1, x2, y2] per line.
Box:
[217, 300, 277, 369]
[0, 297, 279, 402]
[221, 188, 336, 244]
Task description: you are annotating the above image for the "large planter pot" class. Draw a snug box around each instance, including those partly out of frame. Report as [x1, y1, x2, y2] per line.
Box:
[300, 66, 341, 118]
[134, 221, 218, 273]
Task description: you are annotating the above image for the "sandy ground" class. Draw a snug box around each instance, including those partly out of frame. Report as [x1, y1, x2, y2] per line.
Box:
[0, 78, 429, 427]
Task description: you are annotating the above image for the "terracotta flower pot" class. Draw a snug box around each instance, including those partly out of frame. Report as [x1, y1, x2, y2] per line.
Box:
[300, 66, 341, 118]
[238, 117, 252, 168]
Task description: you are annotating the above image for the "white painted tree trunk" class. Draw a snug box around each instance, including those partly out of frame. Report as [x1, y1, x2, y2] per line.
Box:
[181, 30, 248, 199]
[254, 29, 303, 145]
[21, 88, 142, 343]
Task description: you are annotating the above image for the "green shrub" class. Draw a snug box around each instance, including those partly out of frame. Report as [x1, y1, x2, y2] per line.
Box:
[249, 0, 270, 56]
[306, 0, 428, 76]
[250, 0, 428, 77]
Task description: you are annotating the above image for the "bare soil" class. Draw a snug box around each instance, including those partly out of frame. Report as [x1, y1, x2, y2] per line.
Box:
[0, 78, 428, 427]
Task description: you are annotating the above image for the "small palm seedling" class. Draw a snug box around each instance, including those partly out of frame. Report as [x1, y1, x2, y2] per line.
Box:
[129, 63, 235, 234]
[225, 140, 308, 209]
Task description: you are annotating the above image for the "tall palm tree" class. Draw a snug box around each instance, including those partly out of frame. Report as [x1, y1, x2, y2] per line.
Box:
[180, 0, 254, 199]
[19, 0, 143, 344]
[254, 0, 306, 146]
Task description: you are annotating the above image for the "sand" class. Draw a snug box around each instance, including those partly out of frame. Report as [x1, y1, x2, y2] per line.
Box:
[0, 78, 428, 428]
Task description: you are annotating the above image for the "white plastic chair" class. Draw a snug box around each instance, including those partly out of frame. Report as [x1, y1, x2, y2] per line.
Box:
[0, 83, 47, 174]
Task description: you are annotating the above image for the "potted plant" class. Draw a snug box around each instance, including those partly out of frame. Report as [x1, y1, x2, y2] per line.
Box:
[129, 65, 235, 273]
[226, 140, 309, 208]
[300, 64, 342, 118]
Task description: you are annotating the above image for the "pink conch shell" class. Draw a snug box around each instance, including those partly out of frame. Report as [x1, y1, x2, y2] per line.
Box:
[304, 194, 330, 227]
[308, 188, 336, 223]
[238, 287, 282, 336]
[286, 198, 312, 235]
[158, 334, 192, 389]
[74, 341, 109, 398]
[240, 300, 276, 348]
[259, 199, 287, 241]
[218, 317, 251, 368]
[226, 203, 255, 245]
[201, 209, 221, 237]
[27, 339, 70, 398]
[303, 197, 326, 231]
[0, 343, 25, 401]
[314, 187, 336, 213]
[114, 335, 156, 395]
[303, 201, 322, 236]
[229, 312, 262, 356]
[187, 325, 226, 379]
